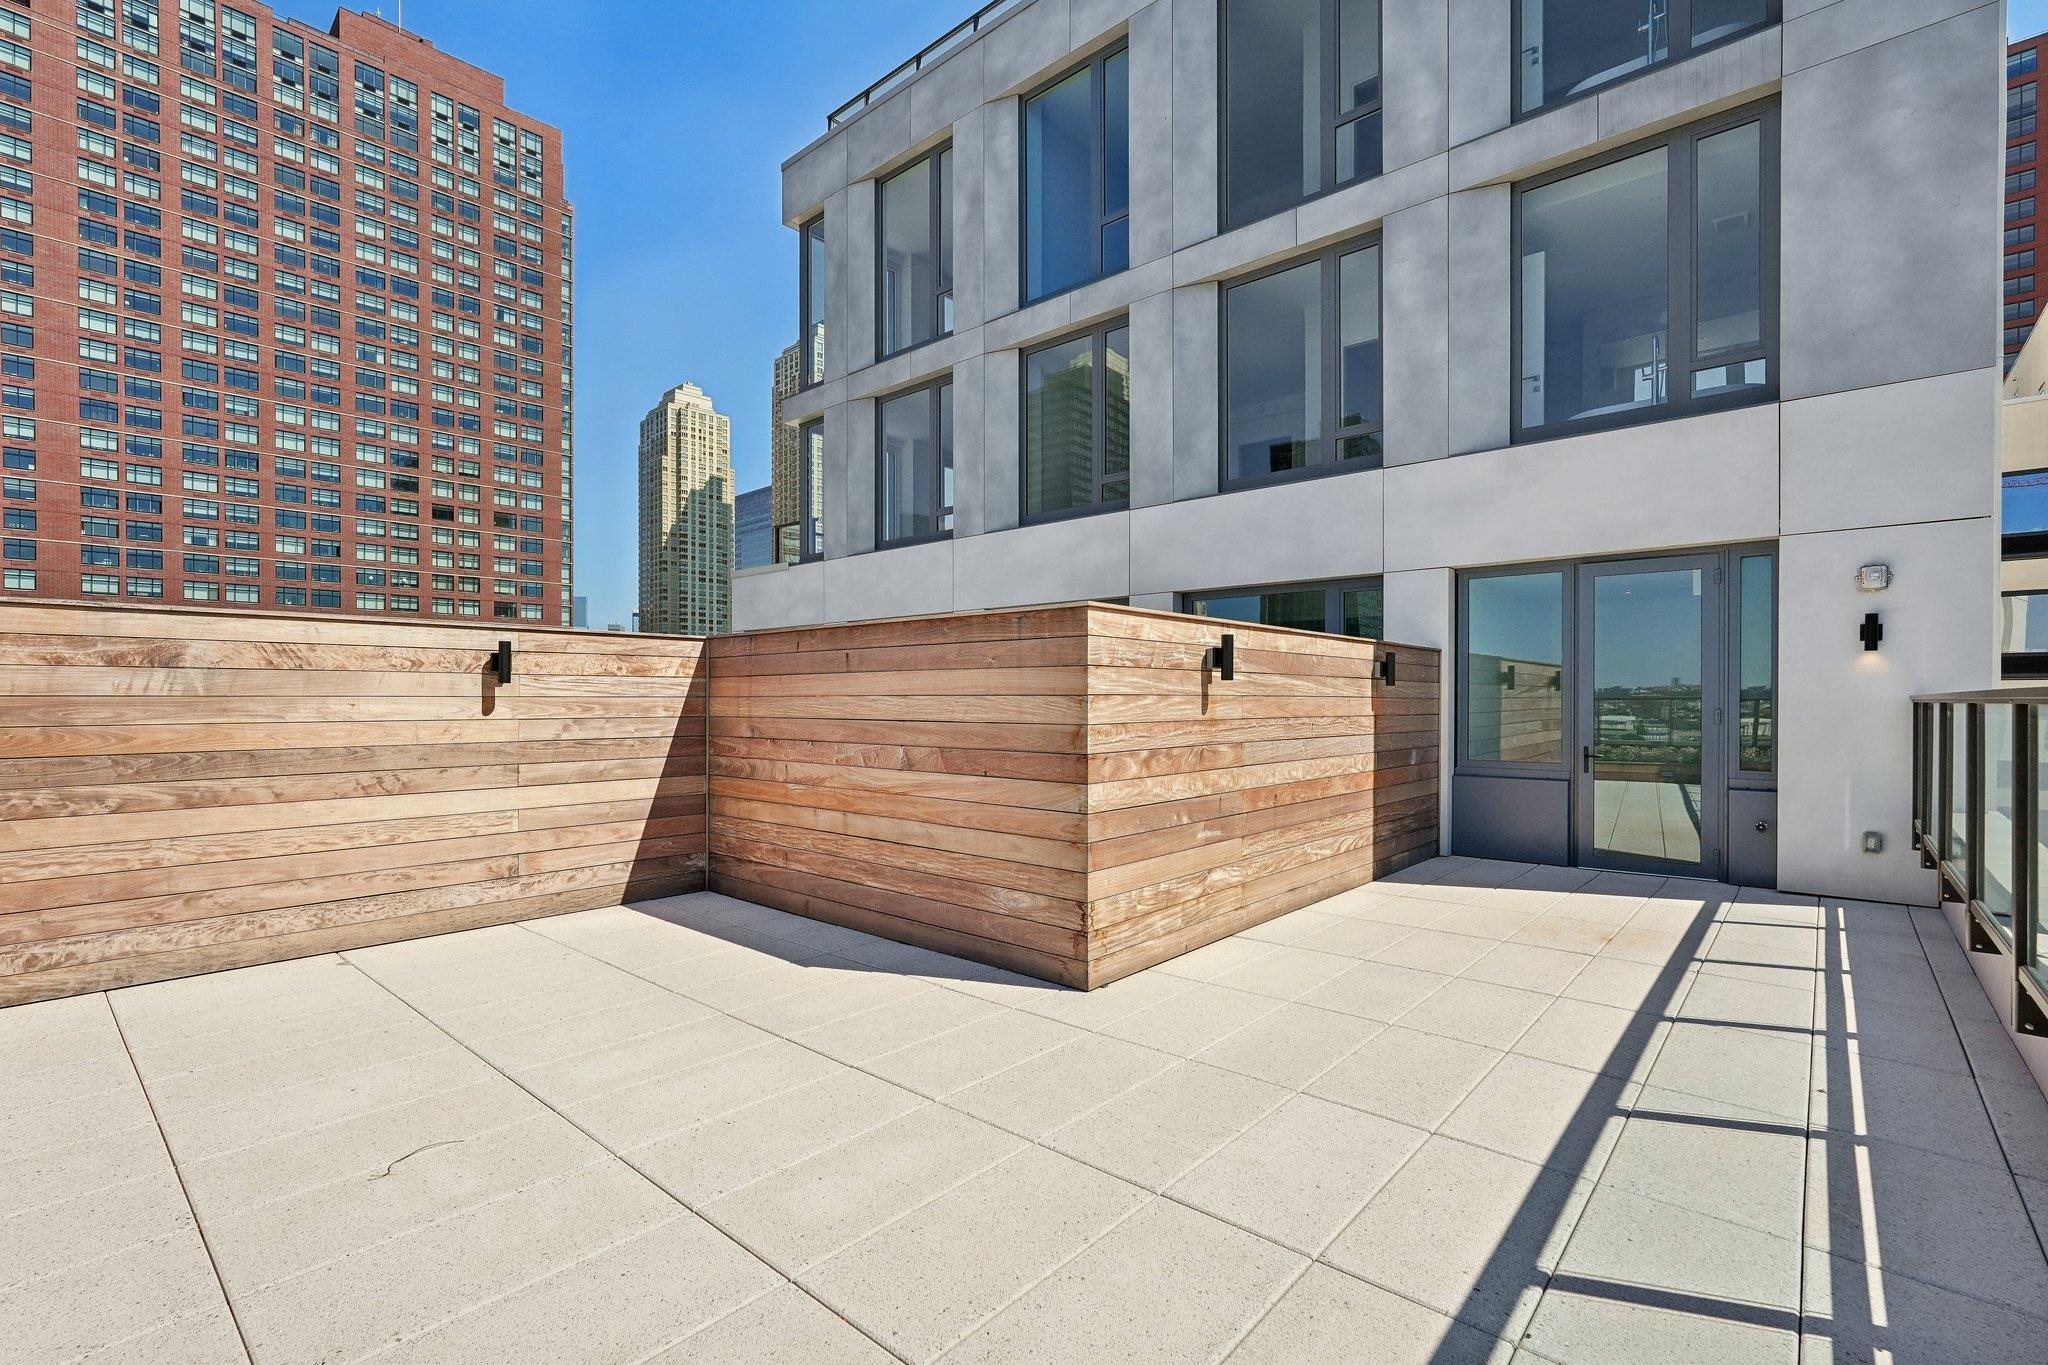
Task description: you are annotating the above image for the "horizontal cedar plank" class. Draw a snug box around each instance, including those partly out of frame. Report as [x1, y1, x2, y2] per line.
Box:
[708, 756, 1082, 812]
[0, 852, 525, 957]
[0, 814, 706, 917]
[1090, 753, 1381, 812]
[0, 764, 520, 821]
[517, 718, 700, 742]
[0, 738, 687, 790]
[711, 816, 1084, 900]
[1084, 763, 1437, 846]
[519, 835, 704, 877]
[709, 794, 1086, 872]
[1086, 636, 1421, 680]
[1087, 806, 1385, 904]
[0, 696, 702, 727]
[0, 810, 519, 892]
[1087, 736, 1383, 781]
[711, 856, 1085, 959]
[709, 872, 1085, 990]
[0, 720, 522, 759]
[709, 735, 1084, 783]
[709, 667, 1086, 698]
[712, 775, 1085, 841]
[1089, 789, 1379, 873]
[1086, 696, 1377, 724]
[710, 715, 1081, 755]
[515, 755, 706, 787]
[711, 636, 1087, 677]
[1088, 819, 1422, 931]
[0, 665, 701, 699]
[709, 832, 1083, 929]
[712, 695, 1083, 724]
[0, 633, 705, 677]
[713, 607, 1090, 658]
[517, 797, 705, 832]
[0, 863, 706, 1005]
[1088, 718, 1390, 752]
[0, 776, 708, 854]
[1082, 667, 1373, 699]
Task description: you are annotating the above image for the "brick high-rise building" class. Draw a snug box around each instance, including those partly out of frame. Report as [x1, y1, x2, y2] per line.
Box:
[636, 381, 730, 635]
[2010, 31, 2045, 368]
[0, 4, 573, 620]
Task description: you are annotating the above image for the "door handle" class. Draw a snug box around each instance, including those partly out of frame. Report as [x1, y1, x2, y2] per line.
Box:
[1582, 745, 1592, 775]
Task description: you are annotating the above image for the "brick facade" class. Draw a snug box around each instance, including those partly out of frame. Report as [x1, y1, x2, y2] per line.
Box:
[0, 3, 572, 622]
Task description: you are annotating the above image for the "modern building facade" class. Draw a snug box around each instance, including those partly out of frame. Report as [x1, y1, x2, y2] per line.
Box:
[637, 380, 731, 635]
[2004, 323, 2048, 677]
[2012, 29, 2045, 368]
[734, 482, 772, 569]
[743, 0, 2002, 907]
[0, 4, 573, 622]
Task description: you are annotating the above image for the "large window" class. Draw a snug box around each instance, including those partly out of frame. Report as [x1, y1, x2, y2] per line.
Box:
[799, 214, 826, 387]
[1462, 570, 1567, 767]
[877, 148, 952, 358]
[877, 379, 952, 547]
[1184, 577, 1383, 638]
[1023, 46, 1128, 304]
[796, 419, 823, 561]
[1222, 240, 1381, 486]
[1515, 0, 1775, 117]
[2003, 591, 2048, 658]
[1222, 0, 1381, 229]
[1023, 320, 1129, 521]
[1516, 105, 1776, 441]
[2005, 469, 2048, 555]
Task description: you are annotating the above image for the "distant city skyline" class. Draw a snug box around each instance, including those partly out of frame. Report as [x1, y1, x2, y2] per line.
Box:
[262, 0, 971, 628]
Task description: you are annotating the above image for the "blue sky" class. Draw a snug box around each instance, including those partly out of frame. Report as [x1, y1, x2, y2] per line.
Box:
[271, 0, 964, 626]
[280, 1, 2043, 628]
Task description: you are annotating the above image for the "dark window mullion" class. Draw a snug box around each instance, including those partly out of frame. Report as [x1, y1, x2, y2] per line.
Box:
[1322, 0, 1340, 198]
[1091, 53, 1106, 281]
[1671, 0, 1693, 61]
[1667, 130, 1697, 409]
[1091, 325, 1106, 504]
[1321, 247, 1339, 467]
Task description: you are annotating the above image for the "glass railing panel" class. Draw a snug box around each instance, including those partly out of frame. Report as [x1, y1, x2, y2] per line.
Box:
[1946, 704, 1971, 874]
[2033, 705, 2048, 994]
[1983, 703, 2016, 936]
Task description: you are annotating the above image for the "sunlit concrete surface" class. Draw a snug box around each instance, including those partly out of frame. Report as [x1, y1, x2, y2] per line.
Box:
[6, 858, 2047, 1362]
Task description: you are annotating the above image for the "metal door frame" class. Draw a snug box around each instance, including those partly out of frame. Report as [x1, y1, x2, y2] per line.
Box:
[1572, 552, 1726, 877]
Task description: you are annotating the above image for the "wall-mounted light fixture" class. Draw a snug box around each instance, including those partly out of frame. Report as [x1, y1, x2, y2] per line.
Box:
[494, 639, 514, 684]
[1855, 563, 1890, 653]
[1209, 633, 1235, 681]
[1859, 612, 1884, 652]
[1376, 651, 1398, 686]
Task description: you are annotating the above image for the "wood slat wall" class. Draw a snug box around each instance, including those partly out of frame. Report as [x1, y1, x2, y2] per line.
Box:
[706, 604, 1440, 989]
[0, 601, 708, 1005]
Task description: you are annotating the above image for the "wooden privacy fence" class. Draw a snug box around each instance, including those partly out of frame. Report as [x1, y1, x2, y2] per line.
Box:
[708, 604, 1439, 988]
[0, 603, 707, 1005]
[0, 599, 1437, 1003]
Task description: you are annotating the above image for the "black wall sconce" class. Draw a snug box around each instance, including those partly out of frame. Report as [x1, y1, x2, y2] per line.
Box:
[494, 639, 514, 684]
[1859, 612, 1884, 653]
[1209, 633, 1235, 681]
[1375, 650, 1398, 686]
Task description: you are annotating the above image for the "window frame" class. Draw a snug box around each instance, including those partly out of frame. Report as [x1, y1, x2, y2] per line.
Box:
[1019, 42, 1129, 307]
[1019, 316, 1131, 527]
[1510, 100, 1780, 447]
[1218, 0, 1384, 231]
[874, 143, 952, 362]
[873, 375, 953, 551]
[797, 212, 825, 388]
[796, 417, 824, 563]
[1179, 574, 1384, 638]
[1511, 0, 1781, 121]
[1217, 233, 1384, 492]
[2005, 466, 2048, 559]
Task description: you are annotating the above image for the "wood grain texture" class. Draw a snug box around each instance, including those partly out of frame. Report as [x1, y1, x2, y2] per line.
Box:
[2, 597, 1441, 1003]
[707, 603, 1440, 989]
[0, 601, 708, 1006]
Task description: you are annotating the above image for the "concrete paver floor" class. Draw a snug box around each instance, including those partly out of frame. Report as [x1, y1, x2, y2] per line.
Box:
[7, 857, 2048, 1363]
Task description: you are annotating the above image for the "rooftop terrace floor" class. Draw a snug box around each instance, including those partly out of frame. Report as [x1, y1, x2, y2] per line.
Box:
[9, 858, 2048, 1363]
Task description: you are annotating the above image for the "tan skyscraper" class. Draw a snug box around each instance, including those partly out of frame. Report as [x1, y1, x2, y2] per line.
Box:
[770, 342, 804, 564]
[637, 383, 733, 635]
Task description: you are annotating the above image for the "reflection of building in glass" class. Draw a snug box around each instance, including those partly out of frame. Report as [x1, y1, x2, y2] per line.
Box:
[735, 487, 773, 570]
[1025, 353, 1095, 514]
[770, 342, 803, 563]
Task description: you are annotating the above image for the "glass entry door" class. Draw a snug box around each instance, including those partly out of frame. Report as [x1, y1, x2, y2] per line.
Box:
[1573, 556, 1724, 876]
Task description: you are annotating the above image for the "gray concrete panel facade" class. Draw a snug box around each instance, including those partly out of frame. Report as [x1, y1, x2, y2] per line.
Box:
[753, 0, 2003, 906]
